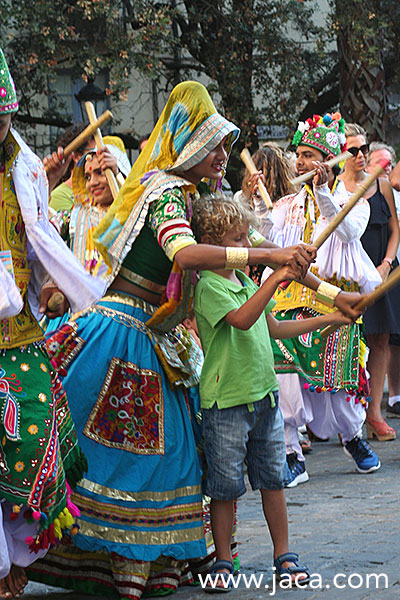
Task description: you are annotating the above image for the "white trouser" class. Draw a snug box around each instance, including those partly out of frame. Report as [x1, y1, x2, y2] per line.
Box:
[278, 373, 365, 460]
[303, 386, 365, 444]
[278, 373, 312, 461]
[0, 500, 47, 579]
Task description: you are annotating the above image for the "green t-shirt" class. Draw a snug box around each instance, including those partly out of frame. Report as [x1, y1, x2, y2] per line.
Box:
[194, 269, 279, 410]
[49, 182, 74, 211]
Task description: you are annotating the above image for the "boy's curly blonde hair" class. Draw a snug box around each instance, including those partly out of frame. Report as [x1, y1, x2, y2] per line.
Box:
[191, 193, 259, 245]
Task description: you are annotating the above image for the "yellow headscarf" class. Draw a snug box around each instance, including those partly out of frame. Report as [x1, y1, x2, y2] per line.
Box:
[93, 80, 240, 277]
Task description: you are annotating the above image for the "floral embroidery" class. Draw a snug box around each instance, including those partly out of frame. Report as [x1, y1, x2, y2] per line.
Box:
[14, 460, 24, 472]
[40, 363, 48, 372]
[20, 363, 30, 372]
[45, 322, 85, 371]
[28, 424, 38, 435]
[84, 357, 165, 455]
[38, 393, 47, 403]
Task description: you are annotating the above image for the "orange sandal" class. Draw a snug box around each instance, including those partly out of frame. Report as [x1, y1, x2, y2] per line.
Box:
[366, 415, 396, 441]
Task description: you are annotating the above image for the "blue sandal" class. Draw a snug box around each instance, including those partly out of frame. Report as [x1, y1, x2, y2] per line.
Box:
[274, 552, 310, 585]
[204, 560, 235, 593]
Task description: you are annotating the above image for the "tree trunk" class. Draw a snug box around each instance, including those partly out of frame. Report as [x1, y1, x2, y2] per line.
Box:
[336, 3, 388, 140]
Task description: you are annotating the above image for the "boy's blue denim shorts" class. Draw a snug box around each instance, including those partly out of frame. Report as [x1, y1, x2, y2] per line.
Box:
[202, 391, 285, 500]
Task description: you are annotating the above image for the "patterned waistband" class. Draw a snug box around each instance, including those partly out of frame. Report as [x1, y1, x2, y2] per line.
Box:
[99, 291, 158, 317]
[118, 266, 166, 295]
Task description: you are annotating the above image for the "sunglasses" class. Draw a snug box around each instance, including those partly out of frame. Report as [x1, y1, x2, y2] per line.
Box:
[347, 144, 369, 157]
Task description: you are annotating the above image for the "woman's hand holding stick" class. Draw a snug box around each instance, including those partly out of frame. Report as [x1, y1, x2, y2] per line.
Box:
[85, 101, 120, 200]
[240, 148, 273, 209]
[43, 110, 113, 173]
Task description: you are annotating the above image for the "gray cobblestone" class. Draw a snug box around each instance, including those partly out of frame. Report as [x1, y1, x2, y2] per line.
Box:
[23, 414, 400, 599]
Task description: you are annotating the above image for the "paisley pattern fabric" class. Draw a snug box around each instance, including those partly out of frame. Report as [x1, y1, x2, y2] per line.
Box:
[0, 344, 87, 550]
[271, 308, 360, 390]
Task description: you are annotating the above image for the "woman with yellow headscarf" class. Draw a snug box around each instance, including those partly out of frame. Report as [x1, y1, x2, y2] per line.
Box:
[30, 81, 316, 599]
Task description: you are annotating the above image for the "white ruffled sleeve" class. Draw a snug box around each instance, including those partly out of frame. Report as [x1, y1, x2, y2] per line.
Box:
[11, 130, 106, 318]
[314, 181, 370, 243]
[0, 261, 23, 318]
[252, 194, 274, 240]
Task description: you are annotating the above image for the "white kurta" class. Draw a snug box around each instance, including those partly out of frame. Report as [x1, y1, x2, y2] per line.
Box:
[1, 128, 106, 321]
[261, 181, 380, 459]
[269, 181, 381, 292]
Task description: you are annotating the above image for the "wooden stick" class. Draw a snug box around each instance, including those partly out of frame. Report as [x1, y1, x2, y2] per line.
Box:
[47, 292, 65, 312]
[290, 151, 352, 186]
[116, 172, 125, 188]
[313, 158, 391, 249]
[85, 102, 120, 200]
[240, 148, 273, 209]
[321, 265, 400, 338]
[44, 110, 113, 173]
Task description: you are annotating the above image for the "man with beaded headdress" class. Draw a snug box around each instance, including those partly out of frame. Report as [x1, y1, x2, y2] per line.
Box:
[0, 48, 105, 598]
[260, 113, 383, 486]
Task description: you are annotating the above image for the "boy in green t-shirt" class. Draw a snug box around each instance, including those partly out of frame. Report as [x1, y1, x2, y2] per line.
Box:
[192, 194, 351, 591]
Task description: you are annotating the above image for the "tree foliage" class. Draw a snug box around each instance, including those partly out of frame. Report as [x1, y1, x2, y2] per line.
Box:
[0, 0, 172, 123]
[329, 0, 400, 140]
[1, 0, 400, 184]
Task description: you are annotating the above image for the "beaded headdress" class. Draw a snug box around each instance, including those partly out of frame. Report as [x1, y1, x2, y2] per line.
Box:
[0, 49, 18, 114]
[292, 113, 346, 158]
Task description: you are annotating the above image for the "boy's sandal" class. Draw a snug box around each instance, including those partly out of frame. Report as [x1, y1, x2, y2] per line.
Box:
[204, 560, 235, 593]
[274, 552, 310, 585]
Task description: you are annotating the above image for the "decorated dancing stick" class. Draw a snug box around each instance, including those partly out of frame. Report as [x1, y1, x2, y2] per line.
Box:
[47, 291, 65, 313]
[85, 101, 120, 200]
[44, 110, 113, 173]
[240, 148, 273, 209]
[290, 151, 352, 186]
[321, 264, 400, 338]
[313, 158, 391, 250]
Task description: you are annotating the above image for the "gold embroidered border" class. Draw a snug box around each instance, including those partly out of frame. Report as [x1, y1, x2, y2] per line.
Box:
[83, 356, 165, 455]
[78, 521, 205, 546]
[70, 292, 158, 326]
[118, 268, 167, 295]
[100, 291, 158, 313]
[77, 478, 201, 502]
[80, 305, 151, 335]
[75, 493, 202, 523]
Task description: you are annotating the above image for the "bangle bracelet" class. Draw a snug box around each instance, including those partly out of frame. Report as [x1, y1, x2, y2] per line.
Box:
[316, 281, 341, 307]
[383, 257, 393, 266]
[225, 247, 249, 270]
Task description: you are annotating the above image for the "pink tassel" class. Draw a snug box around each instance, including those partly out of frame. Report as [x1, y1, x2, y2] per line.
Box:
[65, 481, 80, 517]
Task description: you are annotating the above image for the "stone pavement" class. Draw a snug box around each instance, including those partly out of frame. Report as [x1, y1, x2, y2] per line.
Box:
[24, 412, 400, 600]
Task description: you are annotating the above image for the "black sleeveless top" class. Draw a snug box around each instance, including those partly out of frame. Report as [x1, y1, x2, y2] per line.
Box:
[360, 179, 395, 267]
[360, 179, 400, 335]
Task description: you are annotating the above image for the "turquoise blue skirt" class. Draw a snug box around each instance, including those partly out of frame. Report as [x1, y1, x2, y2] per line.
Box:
[47, 291, 206, 562]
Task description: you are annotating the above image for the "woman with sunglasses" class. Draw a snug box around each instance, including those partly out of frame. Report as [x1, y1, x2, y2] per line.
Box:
[339, 123, 400, 442]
